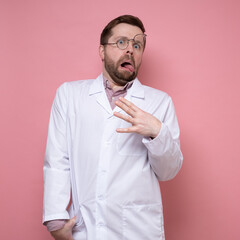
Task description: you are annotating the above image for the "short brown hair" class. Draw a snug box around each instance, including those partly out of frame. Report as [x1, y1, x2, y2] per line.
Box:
[100, 15, 146, 45]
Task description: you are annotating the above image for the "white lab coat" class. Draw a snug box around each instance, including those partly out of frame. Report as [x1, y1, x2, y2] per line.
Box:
[43, 74, 183, 240]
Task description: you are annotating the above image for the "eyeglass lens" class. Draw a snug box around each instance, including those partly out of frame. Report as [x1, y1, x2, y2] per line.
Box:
[117, 34, 146, 50]
[134, 34, 146, 45]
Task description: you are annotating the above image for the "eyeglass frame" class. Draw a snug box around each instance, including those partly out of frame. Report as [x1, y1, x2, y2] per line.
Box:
[102, 34, 147, 51]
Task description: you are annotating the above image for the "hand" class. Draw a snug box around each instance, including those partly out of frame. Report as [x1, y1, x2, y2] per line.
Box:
[50, 217, 76, 240]
[114, 97, 162, 138]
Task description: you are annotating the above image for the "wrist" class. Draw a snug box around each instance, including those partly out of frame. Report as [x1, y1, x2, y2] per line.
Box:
[46, 219, 67, 232]
[151, 121, 162, 139]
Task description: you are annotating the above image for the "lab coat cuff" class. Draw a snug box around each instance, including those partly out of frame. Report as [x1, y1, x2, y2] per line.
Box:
[143, 122, 165, 144]
[142, 123, 169, 151]
[42, 212, 70, 224]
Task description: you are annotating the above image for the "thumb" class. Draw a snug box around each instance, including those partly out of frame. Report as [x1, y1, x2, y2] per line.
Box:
[66, 216, 76, 228]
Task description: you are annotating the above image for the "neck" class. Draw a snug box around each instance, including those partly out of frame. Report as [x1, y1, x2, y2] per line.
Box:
[102, 71, 126, 92]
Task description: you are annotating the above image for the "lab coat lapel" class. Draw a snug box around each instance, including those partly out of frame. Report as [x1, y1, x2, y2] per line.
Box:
[89, 75, 113, 115]
[89, 75, 145, 115]
[127, 78, 145, 101]
[114, 78, 145, 113]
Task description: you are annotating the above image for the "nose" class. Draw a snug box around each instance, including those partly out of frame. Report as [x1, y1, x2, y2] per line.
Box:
[126, 40, 134, 55]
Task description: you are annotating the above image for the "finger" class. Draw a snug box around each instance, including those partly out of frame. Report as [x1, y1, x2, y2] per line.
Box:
[118, 97, 140, 112]
[115, 100, 135, 117]
[116, 126, 138, 133]
[113, 112, 134, 124]
[66, 216, 76, 229]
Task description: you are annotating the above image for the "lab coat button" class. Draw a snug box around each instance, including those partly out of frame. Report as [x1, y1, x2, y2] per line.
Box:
[98, 195, 104, 201]
[100, 169, 107, 174]
[97, 222, 105, 228]
[105, 141, 111, 146]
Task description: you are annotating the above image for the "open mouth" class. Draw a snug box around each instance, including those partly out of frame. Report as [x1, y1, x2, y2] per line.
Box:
[120, 62, 134, 72]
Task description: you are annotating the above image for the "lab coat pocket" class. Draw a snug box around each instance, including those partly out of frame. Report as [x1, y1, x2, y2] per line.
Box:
[73, 220, 85, 232]
[122, 203, 164, 240]
[73, 213, 85, 232]
[68, 204, 85, 232]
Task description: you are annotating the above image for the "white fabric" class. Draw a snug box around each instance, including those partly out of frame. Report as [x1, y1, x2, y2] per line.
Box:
[43, 74, 183, 240]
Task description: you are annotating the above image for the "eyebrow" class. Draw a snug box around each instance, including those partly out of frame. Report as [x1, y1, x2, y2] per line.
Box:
[114, 36, 143, 43]
[114, 36, 128, 40]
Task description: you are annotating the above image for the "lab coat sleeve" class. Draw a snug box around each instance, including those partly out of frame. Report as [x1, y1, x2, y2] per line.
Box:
[143, 96, 183, 181]
[43, 83, 71, 223]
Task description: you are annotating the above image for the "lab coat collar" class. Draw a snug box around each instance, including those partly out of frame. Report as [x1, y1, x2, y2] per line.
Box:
[128, 77, 145, 99]
[89, 74, 105, 95]
[89, 74, 145, 98]
[89, 74, 145, 115]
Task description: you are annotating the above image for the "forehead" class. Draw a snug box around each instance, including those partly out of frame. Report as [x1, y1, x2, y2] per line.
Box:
[110, 23, 143, 40]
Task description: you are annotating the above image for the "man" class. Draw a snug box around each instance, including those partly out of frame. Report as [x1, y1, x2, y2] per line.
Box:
[43, 15, 183, 240]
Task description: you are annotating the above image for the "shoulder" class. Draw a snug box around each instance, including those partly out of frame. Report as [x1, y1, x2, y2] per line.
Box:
[56, 79, 96, 97]
[141, 83, 172, 106]
[59, 79, 95, 90]
[134, 81, 174, 117]
[143, 84, 168, 97]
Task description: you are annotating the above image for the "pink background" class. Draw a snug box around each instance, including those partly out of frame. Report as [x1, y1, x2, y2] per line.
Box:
[1, 0, 240, 239]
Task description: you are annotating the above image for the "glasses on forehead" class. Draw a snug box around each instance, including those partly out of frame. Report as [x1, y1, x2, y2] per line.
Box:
[103, 34, 147, 51]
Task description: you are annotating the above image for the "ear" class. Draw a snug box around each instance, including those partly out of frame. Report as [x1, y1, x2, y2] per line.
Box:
[99, 45, 105, 62]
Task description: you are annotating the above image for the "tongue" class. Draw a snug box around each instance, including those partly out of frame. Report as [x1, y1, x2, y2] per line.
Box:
[123, 63, 134, 72]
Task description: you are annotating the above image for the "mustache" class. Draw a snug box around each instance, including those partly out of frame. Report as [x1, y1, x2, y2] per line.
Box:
[118, 55, 135, 67]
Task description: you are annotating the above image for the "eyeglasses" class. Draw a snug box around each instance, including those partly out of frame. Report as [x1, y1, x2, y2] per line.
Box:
[103, 34, 147, 51]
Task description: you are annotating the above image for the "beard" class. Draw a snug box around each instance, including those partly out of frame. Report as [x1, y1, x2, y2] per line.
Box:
[104, 54, 140, 86]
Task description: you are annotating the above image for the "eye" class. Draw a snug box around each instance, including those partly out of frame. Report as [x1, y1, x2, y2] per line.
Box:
[133, 43, 141, 49]
[118, 39, 125, 45]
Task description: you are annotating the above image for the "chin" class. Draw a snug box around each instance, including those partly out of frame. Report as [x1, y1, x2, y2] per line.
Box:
[118, 70, 136, 81]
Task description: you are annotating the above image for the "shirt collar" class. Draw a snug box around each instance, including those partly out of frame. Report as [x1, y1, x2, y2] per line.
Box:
[89, 74, 145, 99]
[103, 76, 133, 93]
